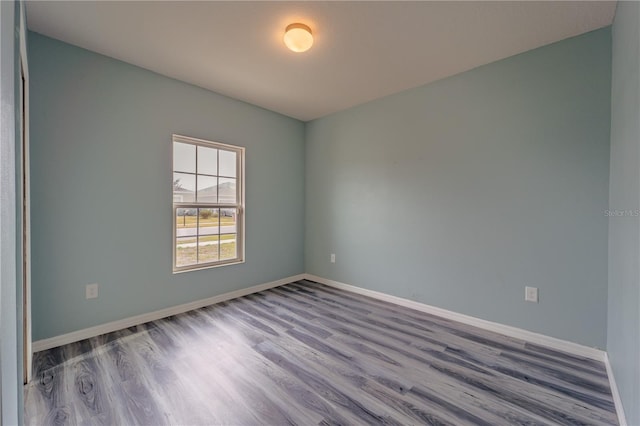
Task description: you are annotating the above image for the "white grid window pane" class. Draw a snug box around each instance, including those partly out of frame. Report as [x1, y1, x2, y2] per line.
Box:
[176, 236, 197, 267]
[173, 173, 195, 202]
[218, 178, 236, 203]
[197, 175, 218, 203]
[174, 142, 195, 173]
[219, 150, 236, 177]
[197, 146, 217, 176]
[173, 135, 243, 272]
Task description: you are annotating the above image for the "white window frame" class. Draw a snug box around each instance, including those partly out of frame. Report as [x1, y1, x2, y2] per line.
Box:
[172, 134, 245, 273]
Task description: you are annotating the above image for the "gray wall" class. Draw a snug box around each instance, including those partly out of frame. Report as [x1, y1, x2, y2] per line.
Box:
[607, 2, 640, 424]
[305, 28, 611, 348]
[1, 0, 25, 423]
[29, 33, 305, 341]
[0, 1, 18, 423]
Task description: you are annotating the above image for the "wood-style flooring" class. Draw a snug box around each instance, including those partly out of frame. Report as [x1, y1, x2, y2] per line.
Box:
[25, 280, 618, 425]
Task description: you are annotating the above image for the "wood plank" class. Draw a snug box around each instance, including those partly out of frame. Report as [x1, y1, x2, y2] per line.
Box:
[24, 282, 618, 425]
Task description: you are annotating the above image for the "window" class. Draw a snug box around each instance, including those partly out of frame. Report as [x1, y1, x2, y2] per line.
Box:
[172, 135, 244, 272]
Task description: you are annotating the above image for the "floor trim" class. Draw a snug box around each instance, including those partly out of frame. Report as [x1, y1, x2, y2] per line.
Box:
[32, 274, 306, 353]
[304, 274, 605, 362]
[604, 352, 628, 426]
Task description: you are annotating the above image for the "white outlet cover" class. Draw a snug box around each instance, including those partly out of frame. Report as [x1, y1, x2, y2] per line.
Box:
[330, 254, 336, 263]
[86, 283, 99, 299]
[525, 286, 538, 303]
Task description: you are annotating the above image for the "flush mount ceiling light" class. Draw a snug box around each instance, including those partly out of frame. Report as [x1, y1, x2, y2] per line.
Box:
[283, 23, 313, 53]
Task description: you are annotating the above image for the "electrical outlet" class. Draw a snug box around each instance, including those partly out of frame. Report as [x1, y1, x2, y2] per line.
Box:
[525, 286, 538, 303]
[86, 283, 99, 299]
[330, 253, 336, 263]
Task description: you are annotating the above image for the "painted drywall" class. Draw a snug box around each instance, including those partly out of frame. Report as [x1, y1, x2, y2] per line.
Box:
[29, 32, 305, 340]
[1, 0, 26, 423]
[0, 1, 18, 423]
[607, 2, 640, 424]
[306, 28, 611, 348]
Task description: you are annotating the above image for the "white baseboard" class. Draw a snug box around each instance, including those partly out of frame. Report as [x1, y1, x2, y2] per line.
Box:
[33, 271, 606, 361]
[604, 353, 628, 426]
[32, 274, 306, 353]
[304, 274, 605, 362]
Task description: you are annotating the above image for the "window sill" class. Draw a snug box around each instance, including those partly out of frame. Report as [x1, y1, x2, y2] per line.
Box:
[173, 258, 245, 274]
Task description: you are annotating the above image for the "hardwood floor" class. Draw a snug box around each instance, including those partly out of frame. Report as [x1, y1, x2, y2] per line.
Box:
[25, 280, 618, 425]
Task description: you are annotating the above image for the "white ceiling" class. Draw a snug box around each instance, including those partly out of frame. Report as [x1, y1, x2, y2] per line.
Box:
[26, 1, 616, 121]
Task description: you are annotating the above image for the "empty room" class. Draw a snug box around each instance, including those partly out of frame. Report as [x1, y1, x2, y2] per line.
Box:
[0, 0, 638, 425]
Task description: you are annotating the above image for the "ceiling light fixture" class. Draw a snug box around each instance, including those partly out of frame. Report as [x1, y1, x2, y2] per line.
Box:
[283, 23, 313, 53]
